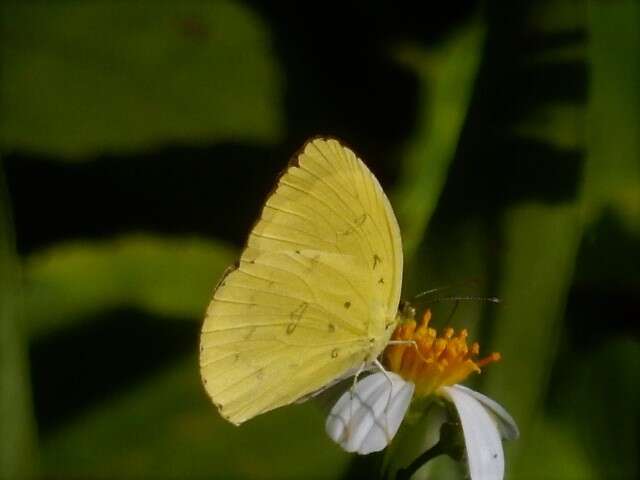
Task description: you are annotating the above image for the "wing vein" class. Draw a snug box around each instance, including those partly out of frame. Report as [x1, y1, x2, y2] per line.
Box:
[305, 143, 387, 256]
[279, 178, 370, 261]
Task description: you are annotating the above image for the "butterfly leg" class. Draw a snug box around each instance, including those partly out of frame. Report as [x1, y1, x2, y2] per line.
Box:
[372, 359, 396, 439]
[387, 339, 430, 364]
[347, 361, 369, 426]
[351, 361, 367, 397]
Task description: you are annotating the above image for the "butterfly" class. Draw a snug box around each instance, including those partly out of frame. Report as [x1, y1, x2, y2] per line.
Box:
[200, 137, 403, 425]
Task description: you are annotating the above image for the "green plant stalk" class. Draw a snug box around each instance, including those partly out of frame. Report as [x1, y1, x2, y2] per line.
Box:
[0, 163, 37, 478]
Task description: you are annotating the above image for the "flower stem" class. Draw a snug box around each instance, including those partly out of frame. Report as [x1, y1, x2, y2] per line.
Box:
[395, 440, 446, 480]
[394, 421, 464, 480]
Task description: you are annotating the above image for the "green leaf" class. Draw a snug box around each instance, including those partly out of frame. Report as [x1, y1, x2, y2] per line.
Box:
[392, 18, 486, 263]
[516, 339, 639, 479]
[584, 0, 640, 233]
[483, 202, 583, 469]
[0, 1, 283, 158]
[24, 235, 235, 337]
[511, 103, 584, 151]
[567, 339, 640, 478]
[41, 355, 350, 479]
[0, 164, 38, 478]
[513, 417, 596, 480]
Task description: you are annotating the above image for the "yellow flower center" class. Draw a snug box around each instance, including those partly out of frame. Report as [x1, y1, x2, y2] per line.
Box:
[384, 308, 500, 397]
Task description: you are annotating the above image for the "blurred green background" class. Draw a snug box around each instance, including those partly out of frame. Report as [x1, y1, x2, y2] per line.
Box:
[1, 1, 638, 479]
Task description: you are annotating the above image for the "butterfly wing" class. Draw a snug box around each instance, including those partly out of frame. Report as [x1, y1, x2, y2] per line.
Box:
[200, 138, 403, 424]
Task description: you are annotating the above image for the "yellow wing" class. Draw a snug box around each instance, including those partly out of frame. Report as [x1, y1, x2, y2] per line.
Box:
[200, 137, 403, 425]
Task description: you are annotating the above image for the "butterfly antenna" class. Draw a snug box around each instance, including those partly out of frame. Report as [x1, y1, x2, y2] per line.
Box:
[412, 285, 453, 301]
[432, 296, 501, 324]
[411, 278, 484, 303]
[433, 295, 501, 304]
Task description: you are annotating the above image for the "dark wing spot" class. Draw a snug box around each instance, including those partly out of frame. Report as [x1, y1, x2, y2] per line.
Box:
[295, 250, 301, 254]
[304, 254, 320, 271]
[331, 348, 339, 359]
[339, 214, 367, 236]
[286, 302, 309, 334]
[344, 301, 351, 309]
[378, 277, 385, 284]
[244, 326, 257, 340]
[328, 323, 336, 332]
[292, 302, 308, 319]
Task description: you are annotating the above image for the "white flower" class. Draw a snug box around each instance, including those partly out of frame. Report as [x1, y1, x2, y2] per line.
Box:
[326, 372, 519, 480]
[325, 307, 519, 479]
[325, 371, 414, 455]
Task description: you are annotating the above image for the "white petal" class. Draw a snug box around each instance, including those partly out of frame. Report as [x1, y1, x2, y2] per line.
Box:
[325, 372, 414, 454]
[441, 385, 504, 480]
[452, 385, 519, 440]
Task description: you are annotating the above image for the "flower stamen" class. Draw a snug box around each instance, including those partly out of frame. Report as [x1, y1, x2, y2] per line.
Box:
[384, 308, 500, 397]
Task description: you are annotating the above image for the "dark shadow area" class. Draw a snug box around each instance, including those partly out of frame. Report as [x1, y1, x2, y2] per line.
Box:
[5, 143, 282, 255]
[544, 283, 639, 419]
[437, 8, 587, 218]
[573, 209, 640, 295]
[341, 449, 385, 479]
[565, 288, 640, 349]
[29, 308, 199, 436]
[247, 1, 478, 180]
[563, 209, 640, 350]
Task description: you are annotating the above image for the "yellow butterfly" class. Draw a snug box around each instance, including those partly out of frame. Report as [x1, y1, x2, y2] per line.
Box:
[200, 137, 403, 425]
